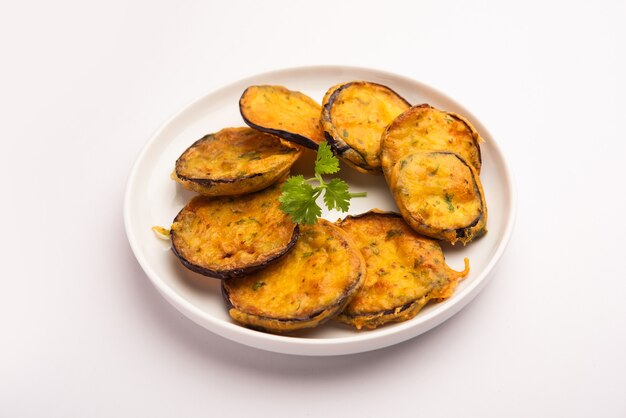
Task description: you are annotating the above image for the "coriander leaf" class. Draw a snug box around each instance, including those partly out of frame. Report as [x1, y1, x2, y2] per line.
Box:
[278, 143, 366, 224]
[279, 176, 321, 224]
[314, 142, 339, 176]
[323, 178, 351, 212]
[286, 197, 321, 225]
[279, 175, 307, 195]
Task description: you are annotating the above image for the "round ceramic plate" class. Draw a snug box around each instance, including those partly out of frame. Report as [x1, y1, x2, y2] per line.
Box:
[124, 66, 516, 356]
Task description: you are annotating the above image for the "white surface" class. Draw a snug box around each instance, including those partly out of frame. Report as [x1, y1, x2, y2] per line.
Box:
[124, 66, 515, 355]
[2, 0, 625, 416]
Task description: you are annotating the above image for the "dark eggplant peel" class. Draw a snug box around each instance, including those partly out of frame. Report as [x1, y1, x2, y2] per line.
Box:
[239, 85, 325, 149]
[170, 181, 299, 279]
[321, 81, 410, 174]
[336, 210, 470, 330]
[222, 219, 366, 333]
[173, 127, 302, 197]
[381, 104, 483, 180]
[388, 151, 487, 245]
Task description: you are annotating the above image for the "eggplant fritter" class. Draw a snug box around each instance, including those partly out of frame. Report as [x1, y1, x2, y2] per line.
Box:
[223, 219, 366, 333]
[336, 210, 469, 329]
[321, 81, 410, 174]
[381, 104, 482, 180]
[170, 181, 299, 279]
[389, 151, 487, 245]
[173, 127, 302, 197]
[240, 85, 325, 149]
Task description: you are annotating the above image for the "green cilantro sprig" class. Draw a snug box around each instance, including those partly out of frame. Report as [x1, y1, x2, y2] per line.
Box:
[278, 142, 366, 224]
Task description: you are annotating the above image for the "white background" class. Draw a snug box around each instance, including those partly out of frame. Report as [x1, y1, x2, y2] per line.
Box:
[2, 1, 625, 416]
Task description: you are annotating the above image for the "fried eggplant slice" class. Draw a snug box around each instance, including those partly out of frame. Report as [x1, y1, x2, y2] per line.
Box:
[321, 81, 410, 174]
[381, 104, 483, 180]
[173, 127, 302, 197]
[239, 85, 325, 149]
[170, 181, 299, 279]
[336, 210, 470, 329]
[389, 151, 487, 245]
[222, 219, 366, 333]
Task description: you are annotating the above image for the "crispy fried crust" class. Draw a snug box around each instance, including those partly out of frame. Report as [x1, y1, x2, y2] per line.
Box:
[239, 85, 325, 149]
[381, 104, 482, 180]
[170, 181, 299, 279]
[389, 152, 487, 245]
[321, 81, 410, 174]
[222, 219, 366, 333]
[173, 127, 302, 196]
[335, 210, 469, 329]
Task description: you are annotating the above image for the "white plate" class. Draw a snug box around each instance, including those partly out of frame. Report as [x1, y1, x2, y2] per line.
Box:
[124, 66, 516, 356]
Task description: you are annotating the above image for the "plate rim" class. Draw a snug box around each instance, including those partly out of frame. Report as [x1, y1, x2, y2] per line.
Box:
[123, 65, 517, 356]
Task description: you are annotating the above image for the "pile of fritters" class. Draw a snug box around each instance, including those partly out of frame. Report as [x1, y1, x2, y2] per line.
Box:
[165, 81, 487, 333]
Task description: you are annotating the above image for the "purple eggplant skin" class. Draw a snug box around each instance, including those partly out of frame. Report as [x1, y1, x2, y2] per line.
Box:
[240, 111, 320, 150]
[176, 171, 263, 188]
[337, 298, 421, 323]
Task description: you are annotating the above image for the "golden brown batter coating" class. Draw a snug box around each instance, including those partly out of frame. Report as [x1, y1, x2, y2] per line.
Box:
[240, 85, 325, 149]
[170, 181, 299, 279]
[321, 81, 410, 174]
[223, 220, 365, 333]
[173, 127, 302, 196]
[389, 151, 487, 245]
[336, 210, 470, 329]
[381, 104, 482, 180]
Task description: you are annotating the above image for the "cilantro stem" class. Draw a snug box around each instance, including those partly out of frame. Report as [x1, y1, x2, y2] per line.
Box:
[349, 192, 367, 198]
